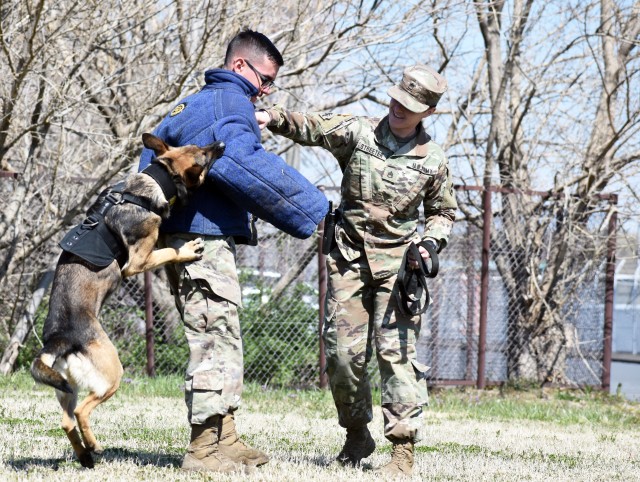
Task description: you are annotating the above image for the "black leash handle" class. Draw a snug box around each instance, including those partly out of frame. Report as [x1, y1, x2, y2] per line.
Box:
[396, 241, 440, 316]
[321, 201, 337, 255]
[418, 240, 439, 278]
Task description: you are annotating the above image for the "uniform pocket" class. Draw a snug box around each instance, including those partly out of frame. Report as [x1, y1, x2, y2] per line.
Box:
[184, 264, 241, 307]
[391, 173, 431, 213]
[411, 359, 431, 381]
[191, 370, 224, 391]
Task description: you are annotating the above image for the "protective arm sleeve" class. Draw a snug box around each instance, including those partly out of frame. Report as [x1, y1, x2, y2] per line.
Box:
[208, 112, 329, 239]
[265, 105, 359, 167]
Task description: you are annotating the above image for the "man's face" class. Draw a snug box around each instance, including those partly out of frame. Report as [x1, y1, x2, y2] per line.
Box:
[388, 98, 433, 135]
[232, 54, 279, 103]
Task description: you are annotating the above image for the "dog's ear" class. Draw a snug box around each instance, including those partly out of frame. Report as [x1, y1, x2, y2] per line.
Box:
[202, 141, 225, 162]
[142, 133, 170, 156]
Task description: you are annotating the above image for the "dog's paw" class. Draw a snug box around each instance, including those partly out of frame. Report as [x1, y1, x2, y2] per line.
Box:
[187, 238, 205, 252]
[193, 238, 204, 253]
[179, 238, 205, 261]
[79, 451, 94, 468]
[90, 443, 104, 455]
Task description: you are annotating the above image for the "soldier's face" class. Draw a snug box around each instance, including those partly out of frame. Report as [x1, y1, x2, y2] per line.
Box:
[233, 54, 279, 103]
[388, 98, 434, 136]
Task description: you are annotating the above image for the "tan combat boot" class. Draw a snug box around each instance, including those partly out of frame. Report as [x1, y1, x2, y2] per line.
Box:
[376, 440, 414, 476]
[218, 412, 269, 466]
[335, 426, 376, 467]
[181, 416, 243, 473]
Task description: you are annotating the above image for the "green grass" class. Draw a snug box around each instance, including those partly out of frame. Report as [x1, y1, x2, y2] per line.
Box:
[243, 383, 337, 418]
[1, 370, 639, 481]
[427, 386, 640, 428]
[117, 374, 185, 398]
[5, 369, 639, 428]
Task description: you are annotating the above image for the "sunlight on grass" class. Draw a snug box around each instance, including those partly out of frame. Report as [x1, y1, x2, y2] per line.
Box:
[1, 371, 639, 481]
[428, 386, 640, 428]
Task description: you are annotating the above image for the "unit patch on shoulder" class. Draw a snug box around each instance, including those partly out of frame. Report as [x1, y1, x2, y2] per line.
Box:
[408, 162, 438, 175]
[170, 103, 186, 116]
[322, 115, 357, 134]
[355, 139, 385, 160]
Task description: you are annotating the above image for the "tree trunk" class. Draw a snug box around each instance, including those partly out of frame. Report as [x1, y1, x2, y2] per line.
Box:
[0, 267, 55, 375]
[269, 237, 318, 302]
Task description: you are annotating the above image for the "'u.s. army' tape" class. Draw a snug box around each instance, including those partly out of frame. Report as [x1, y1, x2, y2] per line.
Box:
[408, 162, 438, 175]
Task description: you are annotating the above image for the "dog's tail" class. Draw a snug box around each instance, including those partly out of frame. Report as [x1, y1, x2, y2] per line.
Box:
[31, 343, 74, 394]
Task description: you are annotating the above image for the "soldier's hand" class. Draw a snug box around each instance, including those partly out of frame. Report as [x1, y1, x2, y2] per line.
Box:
[255, 110, 271, 130]
[408, 245, 431, 269]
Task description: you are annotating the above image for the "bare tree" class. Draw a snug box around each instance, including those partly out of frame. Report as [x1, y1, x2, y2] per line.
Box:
[0, 0, 430, 371]
[311, 0, 637, 385]
[265, 0, 640, 385]
[438, 0, 640, 384]
[4, 0, 637, 383]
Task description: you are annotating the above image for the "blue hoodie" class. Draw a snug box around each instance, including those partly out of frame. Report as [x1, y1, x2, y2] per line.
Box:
[138, 69, 328, 242]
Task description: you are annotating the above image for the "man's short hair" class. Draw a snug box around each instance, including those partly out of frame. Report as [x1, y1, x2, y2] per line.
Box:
[224, 29, 284, 67]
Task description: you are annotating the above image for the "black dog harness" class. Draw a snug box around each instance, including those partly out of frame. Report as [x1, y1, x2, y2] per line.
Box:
[58, 163, 178, 268]
[395, 241, 439, 316]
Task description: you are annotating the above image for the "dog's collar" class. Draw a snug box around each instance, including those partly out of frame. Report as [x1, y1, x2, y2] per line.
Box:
[102, 181, 165, 217]
[141, 161, 178, 206]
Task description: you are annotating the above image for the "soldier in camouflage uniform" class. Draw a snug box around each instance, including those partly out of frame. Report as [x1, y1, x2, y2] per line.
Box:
[138, 30, 328, 474]
[256, 64, 457, 476]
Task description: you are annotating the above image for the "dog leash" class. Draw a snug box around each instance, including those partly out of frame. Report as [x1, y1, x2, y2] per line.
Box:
[395, 241, 439, 316]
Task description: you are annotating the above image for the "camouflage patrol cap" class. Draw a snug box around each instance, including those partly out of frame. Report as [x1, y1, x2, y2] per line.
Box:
[387, 64, 447, 112]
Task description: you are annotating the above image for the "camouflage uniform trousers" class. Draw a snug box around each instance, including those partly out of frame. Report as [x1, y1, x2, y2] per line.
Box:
[322, 249, 430, 443]
[159, 233, 243, 425]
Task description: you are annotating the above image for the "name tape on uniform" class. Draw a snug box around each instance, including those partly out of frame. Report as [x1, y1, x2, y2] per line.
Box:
[355, 139, 385, 160]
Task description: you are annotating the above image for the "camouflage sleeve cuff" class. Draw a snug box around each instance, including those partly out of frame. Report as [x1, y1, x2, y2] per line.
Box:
[264, 109, 275, 127]
[421, 236, 441, 253]
[265, 105, 287, 128]
[423, 213, 455, 250]
[258, 108, 274, 125]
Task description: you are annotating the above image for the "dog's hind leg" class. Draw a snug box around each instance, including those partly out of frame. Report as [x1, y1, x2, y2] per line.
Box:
[74, 389, 117, 454]
[73, 338, 123, 455]
[57, 389, 94, 468]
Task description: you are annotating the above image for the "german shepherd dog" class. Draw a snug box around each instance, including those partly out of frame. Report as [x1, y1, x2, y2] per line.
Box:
[31, 133, 225, 468]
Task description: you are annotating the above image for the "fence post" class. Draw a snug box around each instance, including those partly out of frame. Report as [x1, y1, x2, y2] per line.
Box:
[602, 195, 617, 391]
[465, 223, 478, 381]
[144, 271, 156, 377]
[318, 187, 329, 389]
[318, 216, 329, 389]
[477, 187, 492, 389]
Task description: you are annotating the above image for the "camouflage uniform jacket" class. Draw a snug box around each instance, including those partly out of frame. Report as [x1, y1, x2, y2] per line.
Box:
[266, 106, 457, 279]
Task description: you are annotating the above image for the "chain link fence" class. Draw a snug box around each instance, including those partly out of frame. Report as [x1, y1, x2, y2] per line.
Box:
[419, 187, 613, 388]
[1, 187, 617, 389]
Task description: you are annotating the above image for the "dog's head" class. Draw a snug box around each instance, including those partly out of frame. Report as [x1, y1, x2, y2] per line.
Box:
[142, 133, 225, 205]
